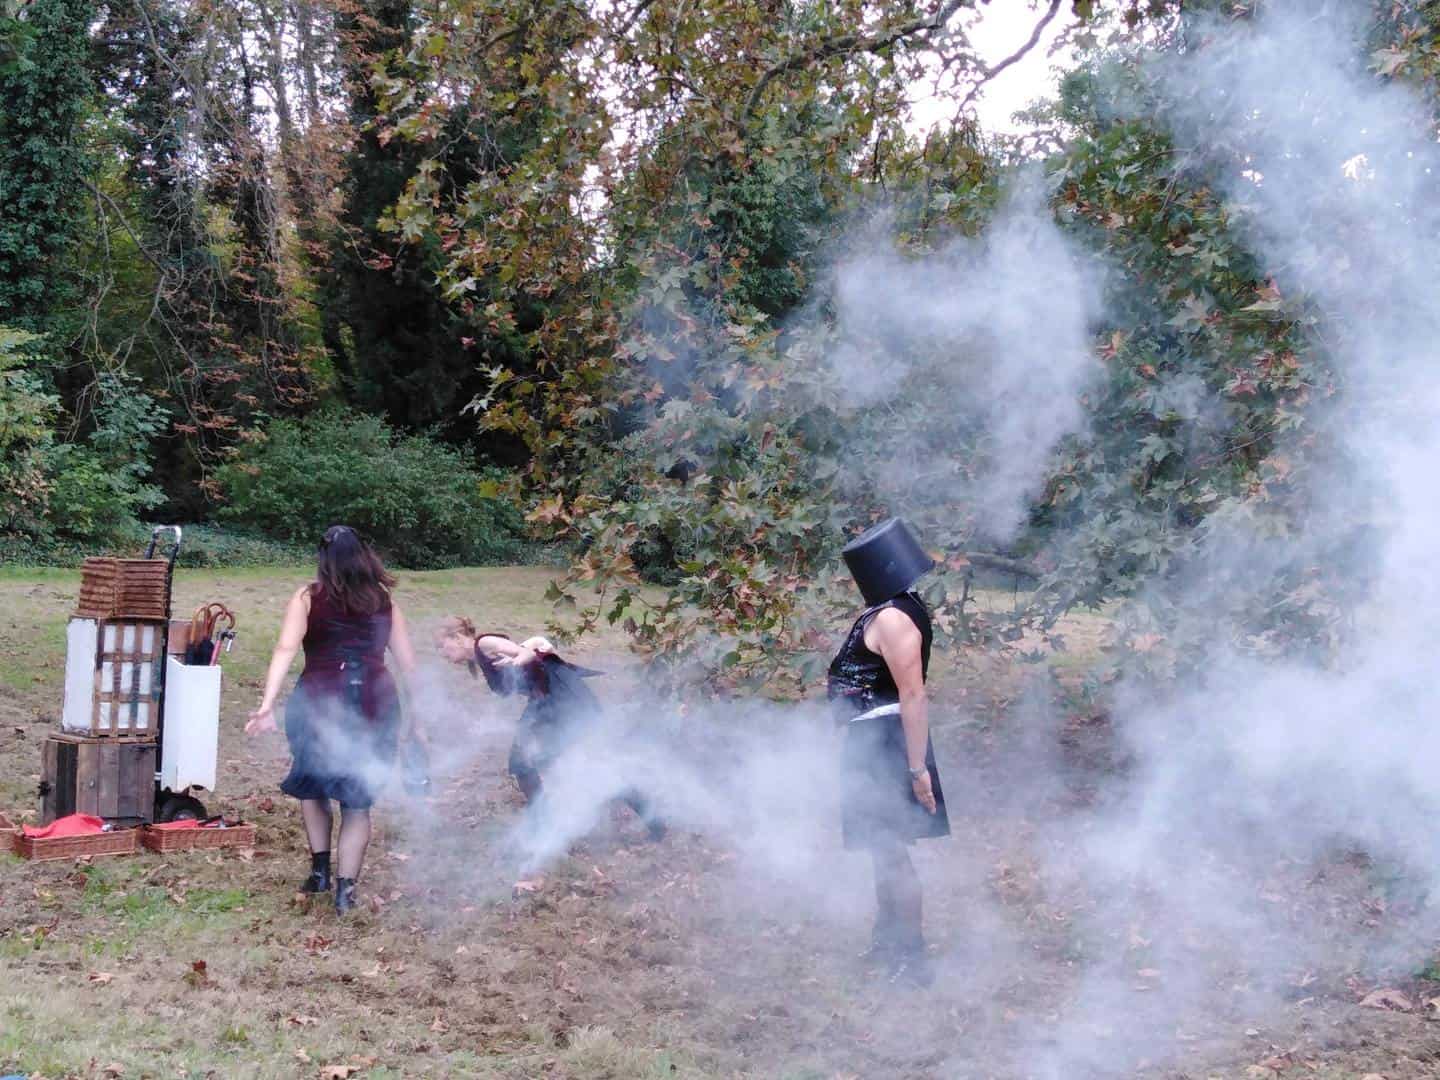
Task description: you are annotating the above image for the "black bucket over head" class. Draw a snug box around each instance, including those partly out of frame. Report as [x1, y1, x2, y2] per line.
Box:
[842, 517, 935, 607]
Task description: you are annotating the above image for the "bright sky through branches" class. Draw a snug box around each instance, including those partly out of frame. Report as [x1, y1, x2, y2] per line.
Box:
[912, 1, 1074, 135]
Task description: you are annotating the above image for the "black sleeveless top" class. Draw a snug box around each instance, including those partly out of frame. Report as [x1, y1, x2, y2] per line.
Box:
[826, 591, 932, 717]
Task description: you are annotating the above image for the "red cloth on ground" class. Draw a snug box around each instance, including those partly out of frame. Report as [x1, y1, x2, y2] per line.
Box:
[23, 813, 105, 839]
[150, 818, 242, 830]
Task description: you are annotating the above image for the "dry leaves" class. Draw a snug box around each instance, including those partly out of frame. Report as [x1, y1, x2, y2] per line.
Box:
[287, 1014, 320, 1027]
[1359, 988, 1414, 1012]
[87, 971, 114, 985]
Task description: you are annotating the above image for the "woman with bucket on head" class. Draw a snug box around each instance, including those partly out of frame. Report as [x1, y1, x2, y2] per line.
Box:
[246, 525, 420, 913]
[435, 618, 666, 842]
[827, 517, 949, 987]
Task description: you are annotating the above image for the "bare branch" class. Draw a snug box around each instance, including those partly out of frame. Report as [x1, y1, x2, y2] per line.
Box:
[744, 0, 972, 120]
[955, 0, 1063, 115]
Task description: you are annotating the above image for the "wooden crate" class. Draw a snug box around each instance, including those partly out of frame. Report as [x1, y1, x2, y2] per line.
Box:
[40, 734, 156, 825]
[75, 557, 171, 622]
[13, 826, 138, 862]
[141, 822, 256, 854]
[62, 619, 164, 737]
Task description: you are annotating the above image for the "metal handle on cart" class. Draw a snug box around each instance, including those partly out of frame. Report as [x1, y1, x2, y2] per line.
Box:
[145, 525, 182, 786]
[145, 524, 183, 566]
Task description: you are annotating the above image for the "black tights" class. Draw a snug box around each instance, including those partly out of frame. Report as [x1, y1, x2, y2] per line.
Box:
[300, 798, 371, 879]
[871, 844, 924, 953]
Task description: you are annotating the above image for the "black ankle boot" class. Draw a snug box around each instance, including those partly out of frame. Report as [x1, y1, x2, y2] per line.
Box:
[335, 877, 358, 914]
[886, 944, 934, 988]
[300, 853, 332, 895]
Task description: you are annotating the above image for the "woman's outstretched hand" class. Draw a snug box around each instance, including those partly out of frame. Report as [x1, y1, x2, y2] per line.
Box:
[246, 704, 277, 735]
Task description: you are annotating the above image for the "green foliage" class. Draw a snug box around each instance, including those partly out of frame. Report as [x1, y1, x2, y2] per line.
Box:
[0, 329, 165, 544]
[0, 522, 312, 568]
[0, 327, 57, 534]
[0, 0, 95, 333]
[215, 409, 529, 568]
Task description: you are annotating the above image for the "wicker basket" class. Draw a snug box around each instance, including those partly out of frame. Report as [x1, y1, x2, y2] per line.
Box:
[76, 558, 171, 622]
[141, 822, 256, 854]
[13, 826, 138, 862]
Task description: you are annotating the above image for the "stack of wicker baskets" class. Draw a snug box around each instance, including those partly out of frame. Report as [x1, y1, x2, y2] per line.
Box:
[75, 557, 171, 621]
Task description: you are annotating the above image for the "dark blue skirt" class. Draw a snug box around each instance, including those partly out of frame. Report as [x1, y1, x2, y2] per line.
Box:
[280, 681, 400, 810]
[841, 714, 949, 850]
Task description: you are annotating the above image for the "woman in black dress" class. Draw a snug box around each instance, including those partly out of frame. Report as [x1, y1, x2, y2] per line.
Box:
[436, 617, 664, 840]
[828, 518, 949, 986]
[246, 526, 418, 912]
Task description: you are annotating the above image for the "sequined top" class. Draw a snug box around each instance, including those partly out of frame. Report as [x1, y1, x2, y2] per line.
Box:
[826, 591, 932, 717]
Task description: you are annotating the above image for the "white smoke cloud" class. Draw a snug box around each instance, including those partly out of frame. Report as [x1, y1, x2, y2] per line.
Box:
[1002, 2, 1440, 1073]
[825, 181, 1106, 542]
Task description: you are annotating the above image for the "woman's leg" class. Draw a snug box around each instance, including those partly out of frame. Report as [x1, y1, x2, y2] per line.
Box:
[336, 806, 371, 879]
[871, 843, 929, 983]
[299, 798, 333, 852]
[334, 806, 371, 913]
[867, 846, 900, 958]
[297, 799, 334, 892]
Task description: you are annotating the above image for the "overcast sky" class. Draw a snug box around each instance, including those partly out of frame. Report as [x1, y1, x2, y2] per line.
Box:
[911, 2, 1075, 135]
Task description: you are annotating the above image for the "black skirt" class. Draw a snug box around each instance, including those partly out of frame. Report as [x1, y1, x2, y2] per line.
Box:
[840, 713, 950, 850]
[280, 683, 400, 810]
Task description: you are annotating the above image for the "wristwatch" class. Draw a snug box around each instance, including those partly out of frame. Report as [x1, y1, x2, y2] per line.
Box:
[908, 765, 927, 780]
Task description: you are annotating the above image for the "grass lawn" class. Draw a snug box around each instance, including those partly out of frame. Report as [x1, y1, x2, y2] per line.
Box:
[2, 566, 1438, 1079]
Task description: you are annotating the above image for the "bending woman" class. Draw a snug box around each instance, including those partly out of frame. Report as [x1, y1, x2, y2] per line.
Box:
[436, 618, 664, 840]
[246, 526, 418, 913]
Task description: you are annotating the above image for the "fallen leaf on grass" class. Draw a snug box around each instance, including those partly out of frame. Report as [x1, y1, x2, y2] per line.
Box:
[88, 971, 114, 985]
[359, 965, 382, 978]
[303, 933, 333, 955]
[101, 1063, 125, 1078]
[287, 1014, 320, 1027]
[429, 1016, 448, 1033]
[1359, 988, 1414, 1012]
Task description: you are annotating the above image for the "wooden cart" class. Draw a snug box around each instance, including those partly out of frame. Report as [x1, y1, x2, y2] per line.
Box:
[43, 526, 230, 825]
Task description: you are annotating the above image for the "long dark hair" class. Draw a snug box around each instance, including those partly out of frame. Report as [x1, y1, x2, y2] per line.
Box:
[313, 525, 395, 615]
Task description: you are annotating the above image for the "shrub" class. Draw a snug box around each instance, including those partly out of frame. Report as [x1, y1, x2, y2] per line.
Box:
[0, 327, 57, 535]
[214, 410, 529, 568]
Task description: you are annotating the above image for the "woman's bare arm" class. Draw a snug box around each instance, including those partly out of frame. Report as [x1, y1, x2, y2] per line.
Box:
[865, 606, 936, 814]
[389, 604, 418, 680]
[247, 586, 310, 734]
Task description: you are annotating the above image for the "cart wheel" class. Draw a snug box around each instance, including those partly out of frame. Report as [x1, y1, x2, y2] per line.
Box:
[157, 793, 208, 822]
